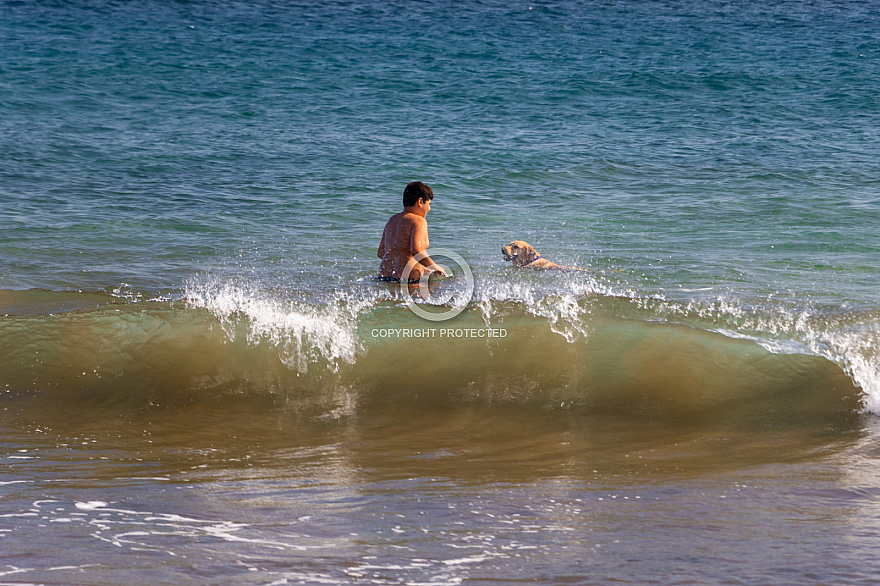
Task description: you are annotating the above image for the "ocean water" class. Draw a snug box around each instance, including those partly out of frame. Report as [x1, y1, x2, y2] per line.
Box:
[3, 0, 880, 583]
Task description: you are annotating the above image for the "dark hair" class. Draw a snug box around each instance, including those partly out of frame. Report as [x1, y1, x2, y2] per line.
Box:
[403, 181, 434, 207]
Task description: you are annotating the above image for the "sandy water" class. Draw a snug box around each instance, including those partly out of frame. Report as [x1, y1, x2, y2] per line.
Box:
[3, 393, 880, 585]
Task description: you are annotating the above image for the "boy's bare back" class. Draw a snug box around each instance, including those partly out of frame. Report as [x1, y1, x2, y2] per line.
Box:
[378, 211, 427, 279]
[377, 182, 445, 280]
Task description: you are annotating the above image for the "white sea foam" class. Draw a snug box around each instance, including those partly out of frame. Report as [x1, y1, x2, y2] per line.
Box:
[472, 275, 604, 343]
[808, 320, 880, 413]
[185, 279, 365, 373]
[75, 501, 108, 510]
[666, 296, 880, 414]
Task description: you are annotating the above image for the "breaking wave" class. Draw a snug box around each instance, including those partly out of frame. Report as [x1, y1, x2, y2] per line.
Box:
[0, 277, 876, 421]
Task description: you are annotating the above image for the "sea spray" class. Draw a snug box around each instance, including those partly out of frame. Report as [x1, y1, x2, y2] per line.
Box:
[473, 274, 602, 343]
[700, 300, 879, 413]
[184, 279, 365, 374]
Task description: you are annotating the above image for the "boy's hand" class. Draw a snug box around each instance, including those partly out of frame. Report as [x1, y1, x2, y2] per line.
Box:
[430, 264, 447, 277]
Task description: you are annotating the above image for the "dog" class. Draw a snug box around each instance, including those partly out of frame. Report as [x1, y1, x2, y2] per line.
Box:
[501, 240, 583, 270]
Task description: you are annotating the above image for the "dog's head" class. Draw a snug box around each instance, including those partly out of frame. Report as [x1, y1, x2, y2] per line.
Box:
[501, 240, 540, 267]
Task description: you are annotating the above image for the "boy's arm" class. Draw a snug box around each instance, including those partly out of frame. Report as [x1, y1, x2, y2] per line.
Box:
[410, 218, 446, 276]
[377, 228, 386, 259]
[410, 216, 429, 257]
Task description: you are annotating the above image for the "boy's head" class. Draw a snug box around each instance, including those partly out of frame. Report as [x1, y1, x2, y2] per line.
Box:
[403, 181, 434, 207]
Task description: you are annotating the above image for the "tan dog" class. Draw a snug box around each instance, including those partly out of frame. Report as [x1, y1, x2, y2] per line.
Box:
[501, 240, 583, 270]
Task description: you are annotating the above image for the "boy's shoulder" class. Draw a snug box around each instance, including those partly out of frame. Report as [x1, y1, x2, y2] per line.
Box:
[391, 211, 425, 225]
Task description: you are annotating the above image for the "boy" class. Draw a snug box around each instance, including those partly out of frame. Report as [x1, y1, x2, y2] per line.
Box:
[378, 182, 446, 281]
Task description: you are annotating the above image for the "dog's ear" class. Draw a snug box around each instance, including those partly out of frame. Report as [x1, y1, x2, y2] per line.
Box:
[521, 243, 538, 263]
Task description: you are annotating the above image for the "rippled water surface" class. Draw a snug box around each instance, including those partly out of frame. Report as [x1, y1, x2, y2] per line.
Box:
[3, 0, 880, 583]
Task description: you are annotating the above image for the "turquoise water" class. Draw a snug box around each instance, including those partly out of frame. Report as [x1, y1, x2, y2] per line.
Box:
[3, 1, 880, 583]
[4, 0, 879, 297]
